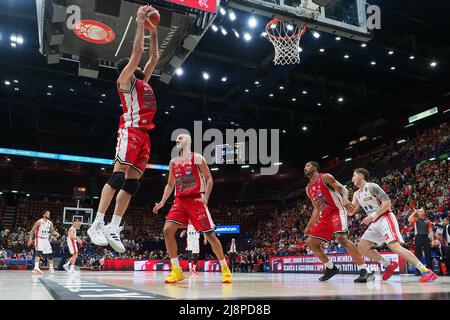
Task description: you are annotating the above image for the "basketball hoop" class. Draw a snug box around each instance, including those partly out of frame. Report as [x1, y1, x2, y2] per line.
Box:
[264, 19, 307, 65]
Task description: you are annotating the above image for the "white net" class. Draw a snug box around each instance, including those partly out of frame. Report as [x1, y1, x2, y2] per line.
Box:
[265, 19, 307, 65]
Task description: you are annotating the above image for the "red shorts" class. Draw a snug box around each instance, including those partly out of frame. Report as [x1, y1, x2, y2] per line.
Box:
[309, 208, 348, 242]
[114, 127, 150, 175]
[166, 197, 216, 232]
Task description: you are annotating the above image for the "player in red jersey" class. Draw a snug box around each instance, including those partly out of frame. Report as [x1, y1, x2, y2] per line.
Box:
[152, 134, 232, 284]
[304, 161, 374, 282]
[87, 5, 159, 253]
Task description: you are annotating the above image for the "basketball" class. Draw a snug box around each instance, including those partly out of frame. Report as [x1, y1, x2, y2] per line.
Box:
[144, 8, 160, 31]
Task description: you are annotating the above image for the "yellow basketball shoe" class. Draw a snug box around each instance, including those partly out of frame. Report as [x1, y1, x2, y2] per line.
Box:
[165, 265, 185, 283]
[221, 265, 233, 283]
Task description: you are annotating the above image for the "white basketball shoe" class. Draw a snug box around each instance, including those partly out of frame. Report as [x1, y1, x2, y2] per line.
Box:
[87, 220, 108, 246]
[103, 224, 126, 253]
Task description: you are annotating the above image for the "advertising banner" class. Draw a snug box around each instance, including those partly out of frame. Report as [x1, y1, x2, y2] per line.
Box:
[270, 253, 406, 274]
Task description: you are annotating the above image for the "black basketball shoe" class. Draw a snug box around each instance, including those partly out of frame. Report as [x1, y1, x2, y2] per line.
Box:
[354, 269, 376, 283]
[319, 265, 339, 281]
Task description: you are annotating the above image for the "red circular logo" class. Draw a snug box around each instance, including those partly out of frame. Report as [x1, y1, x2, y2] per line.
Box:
[73, 20, 115, 44]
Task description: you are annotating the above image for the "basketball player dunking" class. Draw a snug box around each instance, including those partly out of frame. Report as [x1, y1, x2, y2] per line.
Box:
[153, 134, 232, 283]
[28, 210, 59, 274]
[349, 168, 437, 282]
[87, 5, 159, 253]
[63, 220, 83, 273]
[304, 161, 374, 282]
[180, 221, 207, 274]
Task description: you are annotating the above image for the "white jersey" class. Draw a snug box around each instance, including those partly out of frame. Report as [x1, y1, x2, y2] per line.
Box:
[356, 183, 403, 246]
[186, 224, 200, 253]
[67, 227, 78, 255]
[356, 183, 392, 221]
[36, 219, 52, 239]
[34, 219, 53, 254]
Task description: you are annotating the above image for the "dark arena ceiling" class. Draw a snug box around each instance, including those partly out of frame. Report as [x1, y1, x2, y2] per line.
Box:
[0, 0, 449, 169]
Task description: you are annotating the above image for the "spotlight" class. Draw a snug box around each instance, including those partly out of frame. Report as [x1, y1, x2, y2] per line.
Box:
[269, 93, 274, 97]
[10, 42, 16, 48]
[430, 61, 437, 67]
[388, 50, 394, 55]
[286, 25, 294, 31]
[254, 81, 260, 85]
[175, 68, 183, 76]
[207, 117, 212, 121]
[243, 33, 252, 41]
[409, 55, 415, 60]
[317, 102, 322, 106]
[344, 54, 349, 59]
[302, 90, 307, 94]
[248, 16, 257, 28]
[292, 98, 297, 102]
[233, 29, 240, 38]
[390, 66, 396, 70]
[312, 31, 320, 38]
[211, 24, 218, 32]
[220, 26, 228, 36]
[335, 36, 341, 41]
[261, 31, 267, 37]
[219, 7, 226, 15]
[279, 86, 284, 90]
[221, 76, 227, 82]
[16, 35, 23, 44]
[202, 72, 209, 80]
[13, 80, 18, 83]
[170, 105, 175, 109]
[229, 10, 236, 21]
[302, 126, 307, 131]
[319, 48, 325, 52]
[245, 89, 249, 92]
[361, 43, 367, 47]
[10, 34, 17, 42]
[338, 97, 344, 102]
[370, 61, 376, 65]
[4, 80, 10, 86]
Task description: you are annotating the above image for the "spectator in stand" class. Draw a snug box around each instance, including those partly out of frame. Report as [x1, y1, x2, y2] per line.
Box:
[227, 238, 238, 272]
[408, 208, 435, 274]
[443, 218, 450, 275]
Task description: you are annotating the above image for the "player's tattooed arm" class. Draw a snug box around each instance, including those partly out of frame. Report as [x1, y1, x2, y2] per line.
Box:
[368, 183, 392, 220]
[368, 183, 390, 202]
[28, 221, 39, 240]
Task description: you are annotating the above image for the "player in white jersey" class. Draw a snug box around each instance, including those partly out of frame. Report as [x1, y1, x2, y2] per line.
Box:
[350, 168, 437, 282]
[28, 210, 59, 274]
[63, 220, 83, 272]
[180, 222, 207, 274]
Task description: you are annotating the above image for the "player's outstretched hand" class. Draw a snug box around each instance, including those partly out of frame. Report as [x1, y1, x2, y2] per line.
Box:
[342, 199, 354, 213]
[27, 238, 33, 247]
[152, 202, 164, 214]
[136, 6, 147, 24]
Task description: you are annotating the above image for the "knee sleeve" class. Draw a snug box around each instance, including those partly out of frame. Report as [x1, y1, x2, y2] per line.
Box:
[122, 179, 140, 196]
[107, 171, 125, 190]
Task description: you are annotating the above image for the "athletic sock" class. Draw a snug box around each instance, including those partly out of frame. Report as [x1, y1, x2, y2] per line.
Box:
[170, 257, 180, 268]
[95, 212, 105, 223]
[380, 257, 391, 267]
[49, 262, 54, 270]
[109, 215, 122, 228]
[34, 262, 39, 269]
[70, 265, 75, 271]
[193, 264, 196, 271]
[324, 261, 334, 269]
[415, 262, 428, 273]
[188, 262, 192, 271]
[219, 259, 227, 268]
[357, 264, 368, 271]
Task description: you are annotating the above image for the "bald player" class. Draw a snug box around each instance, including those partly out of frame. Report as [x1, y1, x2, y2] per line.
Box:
[153, 134, 232, 284]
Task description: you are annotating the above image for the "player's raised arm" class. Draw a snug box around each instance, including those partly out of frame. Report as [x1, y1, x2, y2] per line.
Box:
[323, 173, 354, 212]
[117, 6, 148, 87]
[143, 24, 159, 82]
[153, 161, 175, 214]
[196, 154, 213, 207]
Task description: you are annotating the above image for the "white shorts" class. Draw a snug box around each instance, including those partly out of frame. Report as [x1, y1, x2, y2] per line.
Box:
[35, 238, 52, 254]
[361, 212, 405, 246]
[187, 240, 200, 254]
[67, 238, 78, 255]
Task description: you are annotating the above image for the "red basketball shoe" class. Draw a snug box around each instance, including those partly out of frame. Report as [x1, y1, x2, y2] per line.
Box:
[382, 261, 399, 281]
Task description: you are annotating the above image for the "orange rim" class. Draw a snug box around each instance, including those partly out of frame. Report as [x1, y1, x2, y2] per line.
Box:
[265, 18, 307, 41]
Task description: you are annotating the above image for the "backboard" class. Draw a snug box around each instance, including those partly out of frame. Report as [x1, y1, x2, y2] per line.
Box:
[228, 0, 371, 41]
[63, 207, 93, 226]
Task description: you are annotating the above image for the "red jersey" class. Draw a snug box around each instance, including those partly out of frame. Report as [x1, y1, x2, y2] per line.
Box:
[116, 78, 157, 131]
[172, 152, 205, 198]
[306, 173, 345, 212]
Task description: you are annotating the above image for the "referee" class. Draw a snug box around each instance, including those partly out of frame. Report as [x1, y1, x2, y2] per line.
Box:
[408, 208, 434, 274]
